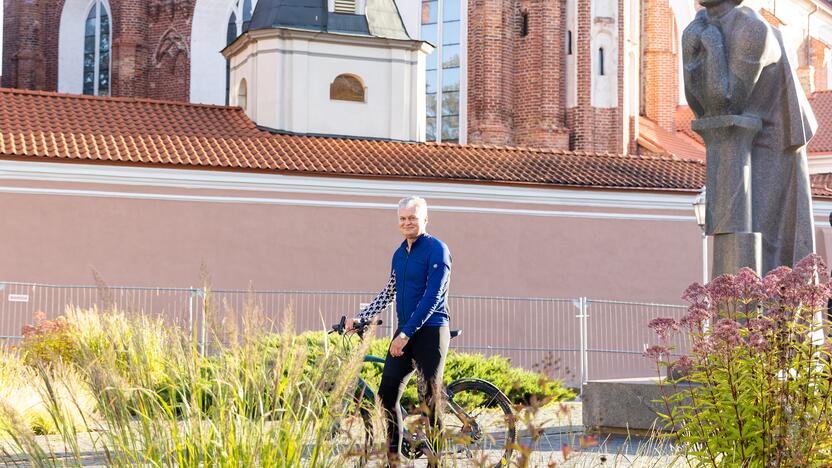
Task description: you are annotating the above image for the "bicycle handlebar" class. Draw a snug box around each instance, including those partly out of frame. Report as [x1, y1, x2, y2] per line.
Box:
[329, 315, 382, 338]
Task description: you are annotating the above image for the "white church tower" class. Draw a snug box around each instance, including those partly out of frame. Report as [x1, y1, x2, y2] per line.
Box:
[223, 0, 433, 142]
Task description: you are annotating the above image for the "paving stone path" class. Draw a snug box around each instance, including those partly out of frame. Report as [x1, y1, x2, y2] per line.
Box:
[0, 403, 684, 467]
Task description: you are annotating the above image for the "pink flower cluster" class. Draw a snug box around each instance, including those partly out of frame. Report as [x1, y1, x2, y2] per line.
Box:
[645, 254, 832, 373]
[648, 317, 679, 341]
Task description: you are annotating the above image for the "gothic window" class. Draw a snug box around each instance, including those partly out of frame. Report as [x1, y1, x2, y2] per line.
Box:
[598, 47, 605, 76]
[225, 0, 257, 104]
[520, 11, 529, 37]
[422, 0, 465, 143]
[330, 74, 365, 102]
[82, 0, 111, 96]
[567, 30, 573, 55]
[242, 0, 253, 32]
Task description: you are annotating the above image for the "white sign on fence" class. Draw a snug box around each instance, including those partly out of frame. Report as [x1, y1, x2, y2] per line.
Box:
[8, 294, 29, 303]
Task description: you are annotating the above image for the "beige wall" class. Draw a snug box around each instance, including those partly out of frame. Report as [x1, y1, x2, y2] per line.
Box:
[0, 160, 720, 305]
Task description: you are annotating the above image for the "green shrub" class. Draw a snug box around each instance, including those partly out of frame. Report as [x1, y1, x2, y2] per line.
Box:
[341, 334, 574, 409]
[246, 331, 574, 409]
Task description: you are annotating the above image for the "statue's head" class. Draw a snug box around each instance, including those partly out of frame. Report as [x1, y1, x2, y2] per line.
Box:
[698, 0, 742, 6]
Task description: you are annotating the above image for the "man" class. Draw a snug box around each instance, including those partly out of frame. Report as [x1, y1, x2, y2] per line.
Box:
[349, 196, 452, 465]
[682, 0, 816, 274]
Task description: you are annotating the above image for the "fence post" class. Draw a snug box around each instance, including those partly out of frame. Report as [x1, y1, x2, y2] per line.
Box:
[199, 288, 206, 356]
[188, 287, 194, 337]
[576, 297, 589, 391]
[582, 298, 589, 386]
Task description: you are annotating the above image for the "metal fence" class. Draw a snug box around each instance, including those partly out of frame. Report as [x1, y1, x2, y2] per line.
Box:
[0, 281, 689, 388]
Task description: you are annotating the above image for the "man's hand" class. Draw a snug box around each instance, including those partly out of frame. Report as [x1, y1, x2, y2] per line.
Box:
[346, 317, 361, 331]
[389, 335, 409, 357]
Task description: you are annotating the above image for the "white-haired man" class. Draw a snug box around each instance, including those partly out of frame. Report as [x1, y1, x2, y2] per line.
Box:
[350, 196, 452, 466]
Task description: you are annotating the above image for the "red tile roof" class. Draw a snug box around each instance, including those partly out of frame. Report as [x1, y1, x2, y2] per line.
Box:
[811, 173, 832, 198]
[675, 105, 703, 145]
[809, 90, 832, 154]
[638, 116, 706, 161]
[0, 88, 708, 192]
[759, 8, 785, 27]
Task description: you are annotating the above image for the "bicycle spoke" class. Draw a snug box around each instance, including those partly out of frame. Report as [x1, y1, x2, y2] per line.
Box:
[441, 381, 515, 468]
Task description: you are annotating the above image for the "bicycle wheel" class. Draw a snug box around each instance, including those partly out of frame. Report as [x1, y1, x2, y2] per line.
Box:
[442, 378, 515, 467]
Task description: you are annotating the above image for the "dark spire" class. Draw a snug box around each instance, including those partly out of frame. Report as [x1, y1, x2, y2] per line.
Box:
[248, 0, 410, 40]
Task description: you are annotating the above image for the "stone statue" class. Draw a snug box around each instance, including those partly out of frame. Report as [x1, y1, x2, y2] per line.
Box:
[682, 0, 817, 277]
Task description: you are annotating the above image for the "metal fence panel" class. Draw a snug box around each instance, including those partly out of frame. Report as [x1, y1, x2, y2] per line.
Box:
[445, 295, 582, 386]
[584, 299, 691, 382]
[0, 281, 692, 388]
[0, 282, 193, 345]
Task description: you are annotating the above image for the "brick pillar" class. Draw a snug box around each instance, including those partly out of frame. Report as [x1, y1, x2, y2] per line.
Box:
[111, 0, 149, 97]
[467, 0, 513, 145]
[2, 0, 17, 88]
[8, 0, 46, 90]
[513, 0, 568, 149]
[571, 0, 593, 151]
[539, 0, 566, 144]
[642, 0, 677, 132]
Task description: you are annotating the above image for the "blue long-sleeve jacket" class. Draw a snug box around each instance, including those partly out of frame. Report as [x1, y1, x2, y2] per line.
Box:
[358, 233, 451, 336]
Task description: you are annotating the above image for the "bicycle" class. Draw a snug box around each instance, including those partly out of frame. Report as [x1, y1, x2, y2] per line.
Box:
[329, 316, 516, 467]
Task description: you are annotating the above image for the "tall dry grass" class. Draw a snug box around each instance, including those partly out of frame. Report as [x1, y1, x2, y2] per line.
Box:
[0, 306, 373, 466]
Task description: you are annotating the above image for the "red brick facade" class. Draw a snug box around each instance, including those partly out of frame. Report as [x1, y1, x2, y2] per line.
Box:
[4, 0, 830, 154]
[2, 0, 193, 102]
[642, 0, 678, 133]
[467, 0, 625, 153]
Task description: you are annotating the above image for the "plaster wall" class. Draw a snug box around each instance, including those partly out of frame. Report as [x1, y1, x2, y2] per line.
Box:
[228, 31, 427, 140]
[0, 161, 711, 303]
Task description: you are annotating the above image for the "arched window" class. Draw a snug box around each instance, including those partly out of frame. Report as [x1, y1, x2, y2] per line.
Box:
[82, 0, 111, 96]
[237, 79, 248, 110]
[224, 0, 257, 104]
[330, 74, 366, 102]
[242, 0, 253, 32]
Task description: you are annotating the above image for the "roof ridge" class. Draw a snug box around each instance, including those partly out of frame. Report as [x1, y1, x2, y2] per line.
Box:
[0, 87, 243, 111]
[283, 132, 707, 164]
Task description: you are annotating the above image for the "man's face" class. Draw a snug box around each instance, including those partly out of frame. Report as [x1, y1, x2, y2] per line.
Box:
[398, 205, 428, 240]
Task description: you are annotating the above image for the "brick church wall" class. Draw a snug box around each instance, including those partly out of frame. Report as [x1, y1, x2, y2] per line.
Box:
[3, 0, 193, 102]
[468, 0, 571, 150]
[642, 0, 678, 133]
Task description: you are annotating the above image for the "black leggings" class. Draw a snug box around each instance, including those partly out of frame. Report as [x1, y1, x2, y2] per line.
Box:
[377, 325, 450, 458]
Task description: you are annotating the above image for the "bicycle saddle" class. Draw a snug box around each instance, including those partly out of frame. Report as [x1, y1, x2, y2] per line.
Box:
[450, 329, 462, 339]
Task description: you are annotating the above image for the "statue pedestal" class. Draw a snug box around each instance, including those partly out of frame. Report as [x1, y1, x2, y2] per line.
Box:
[692, 114, 763, 277]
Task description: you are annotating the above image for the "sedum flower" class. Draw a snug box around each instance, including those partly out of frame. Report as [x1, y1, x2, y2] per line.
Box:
[673, 355, 694, 374]
[682, 282, 711, 308]
[748, 332, 769, 352]
[734, 267, 765, 302]
[643, 344, 669, 361]
[648, 317, 680, 341]
[707, 274, 740, 304]
[713, 319, 742, 347]
[680, 304, 710, 330]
